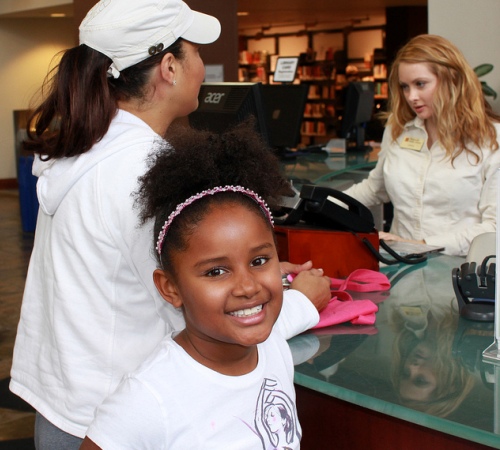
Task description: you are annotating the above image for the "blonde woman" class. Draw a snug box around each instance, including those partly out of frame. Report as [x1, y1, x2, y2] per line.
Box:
[344, 34, 500, 256]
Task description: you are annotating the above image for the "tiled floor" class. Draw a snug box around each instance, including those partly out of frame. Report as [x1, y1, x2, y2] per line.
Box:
[0, 189, 36, 448]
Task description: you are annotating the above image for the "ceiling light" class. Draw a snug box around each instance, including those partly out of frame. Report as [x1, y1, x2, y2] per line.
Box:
[237, 12, 249, 16]
[50, 13, 66, 18]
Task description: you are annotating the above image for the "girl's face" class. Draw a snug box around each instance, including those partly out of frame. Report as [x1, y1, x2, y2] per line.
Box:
[164, 202, 283, 350]
[398, 62, 438, 122]
[175, 40, 206, 116]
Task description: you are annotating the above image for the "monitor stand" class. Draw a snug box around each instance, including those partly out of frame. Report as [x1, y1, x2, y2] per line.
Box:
[273, 146, 297, 161]
[346, 144, 373, 152]
[274, 145, 329, 160]
[346, 125, 372, 152]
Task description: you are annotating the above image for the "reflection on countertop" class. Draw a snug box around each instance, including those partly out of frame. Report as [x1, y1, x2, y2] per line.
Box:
[290, 255, 499, 448]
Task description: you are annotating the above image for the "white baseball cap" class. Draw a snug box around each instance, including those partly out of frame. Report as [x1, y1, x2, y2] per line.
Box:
[79, 0, 221, 78]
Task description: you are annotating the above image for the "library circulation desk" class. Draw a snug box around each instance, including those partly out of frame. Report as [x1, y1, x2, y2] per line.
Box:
[279, 149, 498, 449]
[289, 255, 499, 450]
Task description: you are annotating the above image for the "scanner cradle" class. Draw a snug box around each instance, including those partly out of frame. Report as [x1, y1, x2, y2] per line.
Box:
[452, 257, 496, 322]
[452, 233, 496, 322]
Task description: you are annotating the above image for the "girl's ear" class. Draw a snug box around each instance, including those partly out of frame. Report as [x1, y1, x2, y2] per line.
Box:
[159, 52, 177, 85]
[153, 269, 183, 308]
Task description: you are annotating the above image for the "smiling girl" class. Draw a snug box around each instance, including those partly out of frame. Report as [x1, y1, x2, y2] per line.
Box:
[79, 121, 328, 450]
[344, 34, 500, 256]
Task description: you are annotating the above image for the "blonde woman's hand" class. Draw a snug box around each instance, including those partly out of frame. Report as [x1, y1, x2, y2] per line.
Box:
[379, 231, 425, 245]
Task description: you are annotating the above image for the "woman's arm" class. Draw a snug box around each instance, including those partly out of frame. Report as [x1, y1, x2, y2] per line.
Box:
[423, 148, 500, 256]
[343, 126, 393, 206]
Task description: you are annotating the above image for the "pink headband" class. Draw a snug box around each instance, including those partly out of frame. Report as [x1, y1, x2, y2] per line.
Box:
[156, 185, 274, 255]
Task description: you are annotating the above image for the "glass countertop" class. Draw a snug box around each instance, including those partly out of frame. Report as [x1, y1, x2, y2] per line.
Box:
[289, 255, 500, 448]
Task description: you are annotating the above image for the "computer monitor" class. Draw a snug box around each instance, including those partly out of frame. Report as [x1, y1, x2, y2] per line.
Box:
[189, 82, 269, 144]
[260, 84, 309, 153]
[340, 81, 375, 151]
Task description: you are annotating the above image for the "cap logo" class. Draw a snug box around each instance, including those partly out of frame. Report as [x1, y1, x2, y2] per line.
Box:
[148, 43, 165, 56]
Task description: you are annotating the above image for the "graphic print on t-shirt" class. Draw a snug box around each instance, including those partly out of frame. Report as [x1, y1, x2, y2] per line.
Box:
[253, 378, 301, 449]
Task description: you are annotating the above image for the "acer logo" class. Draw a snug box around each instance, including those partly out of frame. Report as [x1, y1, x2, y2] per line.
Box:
[203, 92, 226, 104]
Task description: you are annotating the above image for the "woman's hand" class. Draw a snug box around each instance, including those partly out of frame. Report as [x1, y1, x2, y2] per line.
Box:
[379, 231, 425, 245]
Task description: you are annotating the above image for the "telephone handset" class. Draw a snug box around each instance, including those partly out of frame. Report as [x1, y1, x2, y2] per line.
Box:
[275, 184, 427, 265]
[275, 184, 374, 232]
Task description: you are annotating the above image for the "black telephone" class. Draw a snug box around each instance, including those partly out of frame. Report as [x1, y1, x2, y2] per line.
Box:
[274, 184, 427, 265]
[275, 184, 374, 232]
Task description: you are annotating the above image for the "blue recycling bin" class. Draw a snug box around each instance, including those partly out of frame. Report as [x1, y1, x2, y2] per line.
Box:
[18, 155, 39, 233]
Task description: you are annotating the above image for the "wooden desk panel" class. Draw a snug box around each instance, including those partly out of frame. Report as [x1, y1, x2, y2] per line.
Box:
[275, 225, 379, 278]
[296, 385, 495, 450]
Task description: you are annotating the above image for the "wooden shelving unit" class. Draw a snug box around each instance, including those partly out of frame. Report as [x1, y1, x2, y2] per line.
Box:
[237, 25, 389, 146]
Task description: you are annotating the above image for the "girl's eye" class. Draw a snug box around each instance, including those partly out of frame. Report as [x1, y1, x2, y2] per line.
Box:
[206, 267, 227, 277]
[416, 81, 426, 88]
[251, 257, 269, 267]
[400, 84, 409, 91]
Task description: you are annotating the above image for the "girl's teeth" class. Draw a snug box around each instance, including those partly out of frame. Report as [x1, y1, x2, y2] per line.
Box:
[229, 305, 263, 317]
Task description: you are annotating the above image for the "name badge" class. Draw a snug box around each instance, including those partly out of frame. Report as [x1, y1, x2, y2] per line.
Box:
[400, 136, 425, 151]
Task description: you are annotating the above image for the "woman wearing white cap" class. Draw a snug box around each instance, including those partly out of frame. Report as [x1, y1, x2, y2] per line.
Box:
[9, 0, 330, 448]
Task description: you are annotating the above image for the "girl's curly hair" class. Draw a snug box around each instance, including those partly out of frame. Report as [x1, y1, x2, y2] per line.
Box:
[135, 119, 292, 271]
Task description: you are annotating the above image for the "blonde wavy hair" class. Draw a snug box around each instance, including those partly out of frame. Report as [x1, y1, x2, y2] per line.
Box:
[386, 34, 499, 164]
[391, 311, 475, 418]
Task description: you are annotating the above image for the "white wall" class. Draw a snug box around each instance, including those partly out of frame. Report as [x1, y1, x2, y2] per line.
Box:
[0, 18, 75, 180]
[0, 0, 71, 15]
[429, 0, 500, 113]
